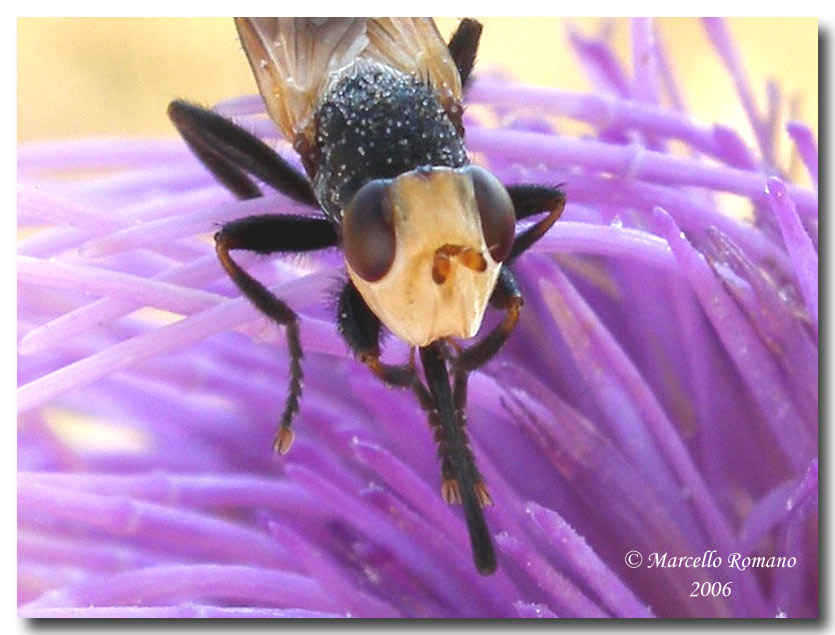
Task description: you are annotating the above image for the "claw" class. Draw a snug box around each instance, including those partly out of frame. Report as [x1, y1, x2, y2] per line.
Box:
[442, 479, 462, 504]
[475, 481, 494, 507]
[274, 426, 295, 455]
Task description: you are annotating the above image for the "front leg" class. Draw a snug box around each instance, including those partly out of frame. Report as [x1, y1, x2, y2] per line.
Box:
[421, 343, 497, 575]
[216, 214, 339, 454]
[456, 267, 523, 373]
[445, 267, 522, 504]
[438, 270, 524, 511]
[336, 280, 428, 394]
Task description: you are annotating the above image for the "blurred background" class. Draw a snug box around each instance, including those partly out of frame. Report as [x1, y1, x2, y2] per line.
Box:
[18, 17, 817, 152]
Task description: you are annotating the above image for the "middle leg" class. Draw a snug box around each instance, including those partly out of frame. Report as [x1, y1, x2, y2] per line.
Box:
[506, 184, 567, 262]
[216, 214, 339, 454]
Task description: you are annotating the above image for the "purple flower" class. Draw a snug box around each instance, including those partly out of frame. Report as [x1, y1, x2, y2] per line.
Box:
[18, 18, 817, 618]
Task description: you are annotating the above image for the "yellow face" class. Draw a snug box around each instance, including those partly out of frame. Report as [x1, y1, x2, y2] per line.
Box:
[344, 166, 514, 347]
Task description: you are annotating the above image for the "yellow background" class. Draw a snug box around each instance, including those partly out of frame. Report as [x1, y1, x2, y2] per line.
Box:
[18, 17, 817, 150]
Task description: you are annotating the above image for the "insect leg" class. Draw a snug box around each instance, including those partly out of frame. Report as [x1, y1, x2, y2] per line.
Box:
[421, 343, 497, 576]
[506, 184, 566, 262]
[215, 215, 339, 454]
[447, 18, 483, 89]
[336, 281, 461, 499]
[454, 185, 563, 370]
[168, 100, 317, 206]
[455, 267, 523, 374]
[337, 279, 417, 387]
[441, 269, 521, 520]
[446, 362, 493, 508]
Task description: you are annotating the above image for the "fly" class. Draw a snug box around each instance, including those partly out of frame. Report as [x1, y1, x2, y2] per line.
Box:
[168, 18, 565, 576]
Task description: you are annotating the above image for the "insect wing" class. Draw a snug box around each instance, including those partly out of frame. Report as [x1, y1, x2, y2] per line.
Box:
[235, 18, 463, 146]
[363, 19, 463, 111]
[235, 18, 369, 143]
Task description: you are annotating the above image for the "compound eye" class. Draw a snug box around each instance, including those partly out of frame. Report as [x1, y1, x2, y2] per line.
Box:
[468, 166, 516, 263]
[342, 179, 396, 282]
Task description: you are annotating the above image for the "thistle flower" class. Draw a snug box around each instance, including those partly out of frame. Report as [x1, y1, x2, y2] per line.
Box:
[18, 18, 817, 618]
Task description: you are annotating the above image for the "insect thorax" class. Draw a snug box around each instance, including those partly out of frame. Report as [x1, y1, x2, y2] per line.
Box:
[311, 61, 468, 222]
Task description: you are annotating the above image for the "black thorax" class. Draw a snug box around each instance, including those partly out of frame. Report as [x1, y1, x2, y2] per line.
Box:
[311, 63, 468, 223]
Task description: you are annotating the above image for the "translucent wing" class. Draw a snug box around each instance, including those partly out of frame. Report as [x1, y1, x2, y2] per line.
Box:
[235, 18, 463, 145]
[363, 18, 463, 109]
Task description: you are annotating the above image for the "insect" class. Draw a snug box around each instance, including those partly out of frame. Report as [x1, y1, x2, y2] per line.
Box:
[168, 18, 565, 576]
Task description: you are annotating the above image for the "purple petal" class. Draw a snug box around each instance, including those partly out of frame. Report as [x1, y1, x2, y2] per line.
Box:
[702, 18, 775, 165]
[765, 177, 818, 329]
[526, 502, 654, 618]
[653, 207, 814, 470]
[786, 121, 818, 186]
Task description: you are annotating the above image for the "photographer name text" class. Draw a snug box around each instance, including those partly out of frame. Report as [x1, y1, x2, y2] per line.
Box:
[646, 550, 796, 571]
